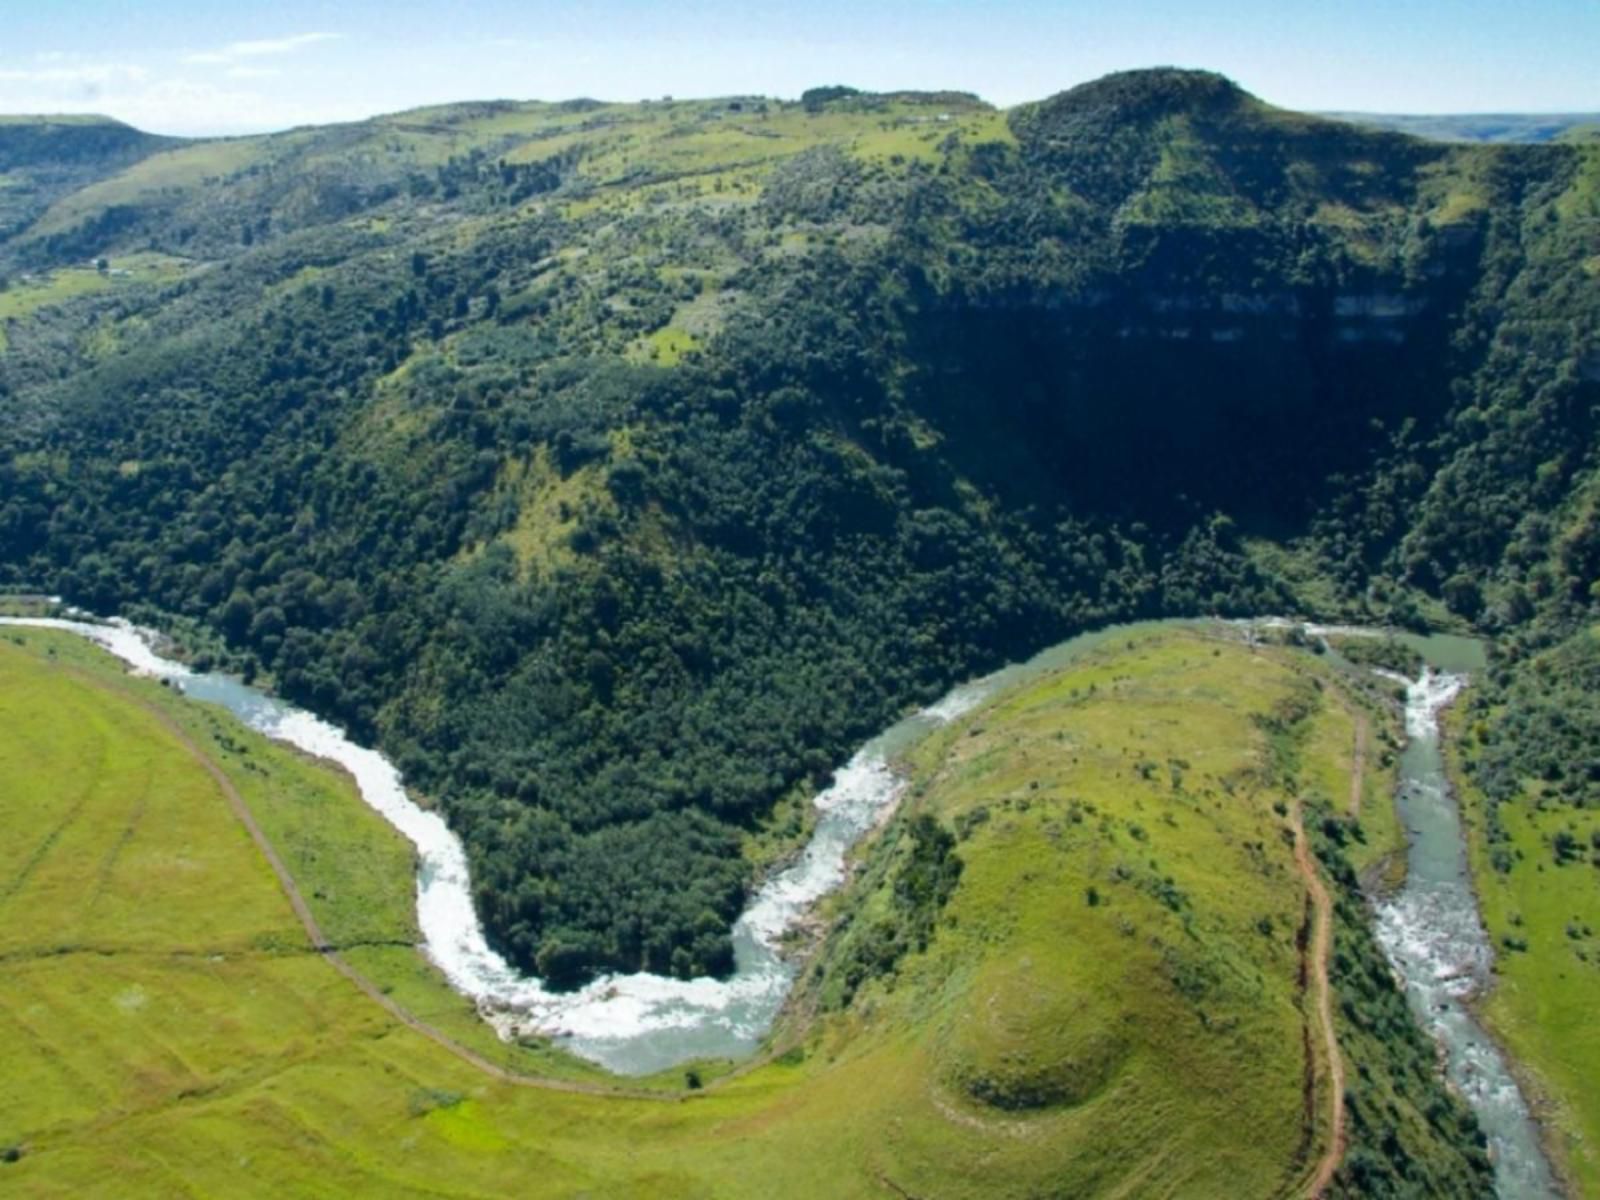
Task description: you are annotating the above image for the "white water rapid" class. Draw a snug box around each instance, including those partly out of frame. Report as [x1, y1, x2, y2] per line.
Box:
[1370, 666, 1559, 1198]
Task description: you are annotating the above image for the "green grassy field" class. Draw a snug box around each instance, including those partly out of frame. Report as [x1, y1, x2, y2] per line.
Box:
[837, 631, 1331, 1195]
[1299, 660, 1405, 886]
[0, 270, 112, 350]
[0, 625, 1471, 1196]
[1449, 710, 1600, 1196]
[0, 255, 189, 350]
[26, 139, 269, 237]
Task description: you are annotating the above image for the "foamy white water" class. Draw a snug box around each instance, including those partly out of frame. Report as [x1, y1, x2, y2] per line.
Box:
[1233, 615, 1389, 643]
[0, 615, 965, 1075]
[1371, 667, 1559, 1199]
[920, 681, 988, 723]
[4, 615, 195, 676]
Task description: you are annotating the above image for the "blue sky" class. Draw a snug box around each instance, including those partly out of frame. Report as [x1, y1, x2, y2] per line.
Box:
[1, 0, 1595, 135]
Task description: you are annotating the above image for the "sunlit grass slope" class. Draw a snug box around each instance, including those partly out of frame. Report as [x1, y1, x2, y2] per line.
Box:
[805, 629, 1355, 1197]
[1450, 699, 1600, 1196]
[0, 625, 1473, 1197]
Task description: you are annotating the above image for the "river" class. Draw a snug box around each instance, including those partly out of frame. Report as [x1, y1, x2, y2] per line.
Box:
[1261, 623, 1558, 1194]
[0, 615, 1141, 1075]
[0, 613, 1566, 1193]
[1372, 665, 1560, 1198]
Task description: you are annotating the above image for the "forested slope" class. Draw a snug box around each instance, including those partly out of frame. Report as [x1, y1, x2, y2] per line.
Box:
[0, 114, 173, 243]
[1, 69, 1596, 987]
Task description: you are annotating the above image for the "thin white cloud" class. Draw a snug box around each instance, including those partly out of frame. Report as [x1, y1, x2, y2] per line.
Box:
[0, 63, 150, 86]
[109, 76, 341, 133]
[0, 63, 349, 134]
[183, 32, 340, 66]
[226, 66, 282, 80]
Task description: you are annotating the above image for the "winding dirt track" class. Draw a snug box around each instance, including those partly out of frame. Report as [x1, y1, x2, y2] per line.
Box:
[1292, 800, 1347, 1197]
[1348, 714, 1368, 817]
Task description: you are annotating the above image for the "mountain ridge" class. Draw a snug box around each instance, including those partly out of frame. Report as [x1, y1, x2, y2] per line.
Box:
[1, 68, 1596, 995]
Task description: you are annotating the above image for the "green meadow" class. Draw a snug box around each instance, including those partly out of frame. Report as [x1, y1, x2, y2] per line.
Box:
[1450, 710, 1600, 1195]
[0, 625, 1479, 1196]
[0, 254, 189, 350]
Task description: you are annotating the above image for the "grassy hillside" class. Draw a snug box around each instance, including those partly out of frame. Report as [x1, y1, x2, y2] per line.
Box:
[0, 115, 173, 244]
[0, 90, 1002, 269]
[0, 67, 1597, 990]
[1448, 633, 1600, 1195]
[0, 624, 1489, 1196]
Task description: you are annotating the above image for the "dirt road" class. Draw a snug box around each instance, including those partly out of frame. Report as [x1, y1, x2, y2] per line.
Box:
[1292, 800, 1346, 1197]
[1348, 713, 1368, 817]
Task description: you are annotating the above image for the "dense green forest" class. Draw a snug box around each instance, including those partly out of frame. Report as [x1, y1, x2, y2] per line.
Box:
[2, 69, 1597, 986]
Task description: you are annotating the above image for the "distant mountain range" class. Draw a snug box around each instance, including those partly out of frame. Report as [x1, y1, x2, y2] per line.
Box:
[1319, 110, 1600, 143]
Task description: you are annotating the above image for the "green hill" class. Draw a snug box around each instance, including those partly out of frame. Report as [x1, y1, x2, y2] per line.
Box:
[0, 623, 1490, 1196]
[0, 67, 1596, 1008]
[0, 114, 174, 244]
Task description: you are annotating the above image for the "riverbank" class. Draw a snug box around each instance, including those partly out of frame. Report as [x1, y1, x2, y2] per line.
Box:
[3, 618, 1496, 1196]
[1371, 668, 1560, 1197]
[1445, 699, 1600, 1197]
[4, 612, 1561, 1195]
[0, 624, 626, 1090]
[0, 615, 973, 1078]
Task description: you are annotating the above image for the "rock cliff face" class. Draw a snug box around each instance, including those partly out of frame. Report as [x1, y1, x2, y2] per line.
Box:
[902, 243, 1480, 529]
[903, 293, 1452, 527]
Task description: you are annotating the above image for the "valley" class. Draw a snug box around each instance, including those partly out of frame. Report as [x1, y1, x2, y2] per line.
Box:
[4, 70, 1598, 1000]
[3, 61, 1600, 1197]
[0, 620, 1497, 1196]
